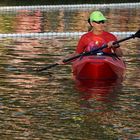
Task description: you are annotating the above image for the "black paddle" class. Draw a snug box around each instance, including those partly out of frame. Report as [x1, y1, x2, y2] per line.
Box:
[36, 29, 140, 71]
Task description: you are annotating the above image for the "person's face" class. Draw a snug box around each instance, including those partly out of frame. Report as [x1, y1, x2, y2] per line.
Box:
[91, 20, 106, 31]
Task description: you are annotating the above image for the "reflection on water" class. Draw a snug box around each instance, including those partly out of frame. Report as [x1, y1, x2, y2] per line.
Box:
[15, 10, 42, 33]
[75, 79, 123, 110]
[0, 38, 139, 140]
[0, 7, 140, 33]
[0, 6, 140, 140]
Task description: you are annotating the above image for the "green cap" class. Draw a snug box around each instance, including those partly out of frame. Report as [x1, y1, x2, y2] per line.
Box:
[90, 11, 107, 22]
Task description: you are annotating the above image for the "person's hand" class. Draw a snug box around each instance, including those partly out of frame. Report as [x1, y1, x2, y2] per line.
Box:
[56, 53, 77, 65]
[57, 59, 65, 65]
[107, 41, 120, 48]
[107, 41, 114, 48]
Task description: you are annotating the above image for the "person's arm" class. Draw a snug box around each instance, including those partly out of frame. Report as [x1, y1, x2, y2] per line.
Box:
[58, 35, 87, 64]
[107, 41, 123, 57]
[115, 47, 123, 57]
[76, 35, 87, 54]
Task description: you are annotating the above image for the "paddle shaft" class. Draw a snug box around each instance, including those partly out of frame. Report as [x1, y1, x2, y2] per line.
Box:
[63, 45, 107, 63]
[36, 45, 106, 71]
[63, 35, 136, 63]
[37, 63, 58, 71]
[37, 31, 139, 71]
[113, 34, 135, 45]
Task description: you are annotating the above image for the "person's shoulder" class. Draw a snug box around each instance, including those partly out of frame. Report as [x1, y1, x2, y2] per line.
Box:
[103, 31, 116, 36]
[103, 31, 117, 38]
[81, 31, 93, 38]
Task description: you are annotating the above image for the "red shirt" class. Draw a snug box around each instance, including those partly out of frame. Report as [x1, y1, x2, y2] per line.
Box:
[76, 31, 117, 54]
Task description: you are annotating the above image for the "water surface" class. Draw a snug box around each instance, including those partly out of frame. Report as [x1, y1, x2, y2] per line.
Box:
[0, 6, 139, 140]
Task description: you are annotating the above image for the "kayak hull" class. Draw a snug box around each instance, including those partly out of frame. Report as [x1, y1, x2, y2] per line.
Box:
[72, 56, 126, 80]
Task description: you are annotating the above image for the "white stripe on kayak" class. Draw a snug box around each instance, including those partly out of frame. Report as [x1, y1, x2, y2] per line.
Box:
[0, 32, 135, 38]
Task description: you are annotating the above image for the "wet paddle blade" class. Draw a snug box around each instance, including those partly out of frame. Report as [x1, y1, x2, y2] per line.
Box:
[134, 29, 140, 38]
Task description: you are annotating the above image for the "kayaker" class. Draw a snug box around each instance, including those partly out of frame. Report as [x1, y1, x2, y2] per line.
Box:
[58, 11, 123, 64]
[76, 11, 123, 57]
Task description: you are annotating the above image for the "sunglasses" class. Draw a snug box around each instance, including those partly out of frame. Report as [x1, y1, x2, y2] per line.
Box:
[92, 20, 105, 24]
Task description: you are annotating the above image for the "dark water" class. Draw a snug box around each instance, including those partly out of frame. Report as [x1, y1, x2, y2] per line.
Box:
[0, 6, 140, 140]
[0, 0, 140, 6]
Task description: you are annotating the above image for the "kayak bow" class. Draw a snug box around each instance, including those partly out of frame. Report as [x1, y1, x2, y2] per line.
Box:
[72, 55, 126, 80]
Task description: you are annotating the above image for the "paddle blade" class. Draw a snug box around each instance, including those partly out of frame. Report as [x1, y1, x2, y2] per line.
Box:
[134, 29, 140, 38]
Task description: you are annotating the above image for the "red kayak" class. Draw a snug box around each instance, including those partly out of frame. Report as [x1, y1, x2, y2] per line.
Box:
[72, 55, 126, 80]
